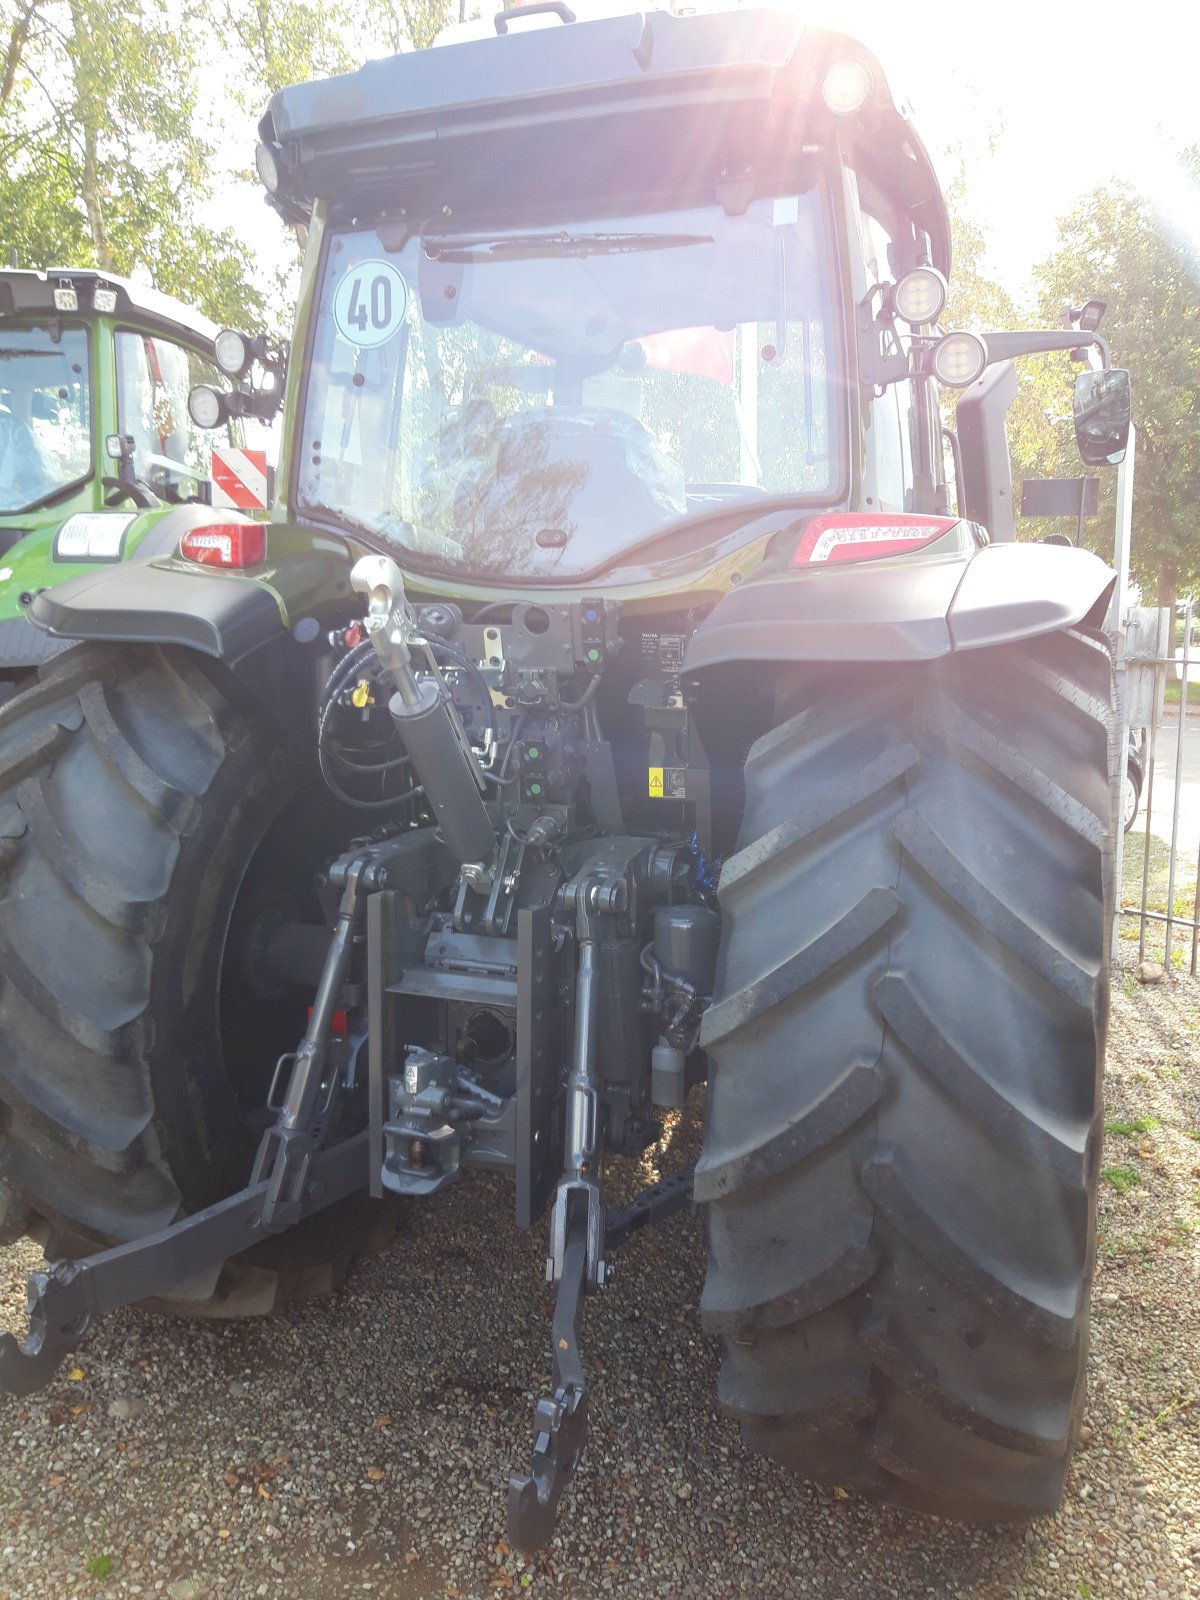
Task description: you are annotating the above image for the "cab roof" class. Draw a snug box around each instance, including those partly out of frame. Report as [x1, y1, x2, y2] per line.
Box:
[0, 268, 219, 348]
[259, 6, 949, 273]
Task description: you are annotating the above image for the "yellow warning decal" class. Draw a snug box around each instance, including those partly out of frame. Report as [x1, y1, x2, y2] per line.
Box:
[648, 767, 687, 798]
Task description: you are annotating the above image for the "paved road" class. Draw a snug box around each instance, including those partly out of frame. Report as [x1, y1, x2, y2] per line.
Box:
[1130, 710, 1200, 854]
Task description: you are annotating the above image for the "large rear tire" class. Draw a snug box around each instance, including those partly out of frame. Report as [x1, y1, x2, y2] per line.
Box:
[697, 628, 1113, 1519]
[0, 644, 393, 1316]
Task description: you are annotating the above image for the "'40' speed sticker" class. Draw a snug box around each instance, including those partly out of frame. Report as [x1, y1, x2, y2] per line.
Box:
[332, 260, 408, 348]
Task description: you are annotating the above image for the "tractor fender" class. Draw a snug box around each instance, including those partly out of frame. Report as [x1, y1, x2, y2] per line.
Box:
[683, 541, 1116, 671]
[27, 516, 357, 666]
[25, 520, 358, 730]
[0, 505, 217, 672]
[29, 560, 286, 664]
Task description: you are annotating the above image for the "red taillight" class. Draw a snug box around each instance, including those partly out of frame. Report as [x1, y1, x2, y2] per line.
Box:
[792, 514, 957, 566]
[179, 520, 266, 569]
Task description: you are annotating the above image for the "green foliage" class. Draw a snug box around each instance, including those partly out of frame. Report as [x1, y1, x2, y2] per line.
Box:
[943, 149, 1022, 335]
[0, 0, 266, 326]
[219, 0, 354, 105]
[1105, 1116, 1160, 1136]
[1033, 161, 1200, 606]
[368, 0, 457, 54]
[942, 151, 1081, 537]
[217, 0, 455, 107]
[943, 143, 1199, 597]
[0, 0, 455, 332]
[1101, 1164, 1142, 1194]
[83, 1551, 113, 1579]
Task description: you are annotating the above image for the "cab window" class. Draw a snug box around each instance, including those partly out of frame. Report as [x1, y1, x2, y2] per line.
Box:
[115, 332, 239, 503]
[856, 204, 916, 512]
[0, 324, 91, 513]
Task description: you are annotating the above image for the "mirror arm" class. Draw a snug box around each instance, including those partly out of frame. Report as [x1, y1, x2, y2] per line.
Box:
[982, 329, 1110, 368]
[941, 425, 964, 518]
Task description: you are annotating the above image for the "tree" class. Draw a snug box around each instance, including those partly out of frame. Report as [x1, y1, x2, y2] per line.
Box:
[0, 0, 265, 326]
[217, 0, 456, 105]
[367, 0, 456, 54]
[1033, 165, 1200, 613]
[218, 0, 355, 107]
[940, 154, 1078, 545]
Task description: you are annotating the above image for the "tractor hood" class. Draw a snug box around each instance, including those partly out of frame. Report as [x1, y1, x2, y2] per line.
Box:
[258, 8, 948, 271]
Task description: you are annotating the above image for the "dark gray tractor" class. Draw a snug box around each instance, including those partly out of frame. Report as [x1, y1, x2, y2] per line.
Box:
[0, 5, 1130, 1548]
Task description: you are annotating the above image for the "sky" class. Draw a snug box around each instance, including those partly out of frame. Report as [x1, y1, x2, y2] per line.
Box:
[810, 0, 1200, 295]
[212, 0, 1200, 311]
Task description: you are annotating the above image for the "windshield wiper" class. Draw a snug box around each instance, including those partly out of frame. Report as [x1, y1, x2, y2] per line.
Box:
[422, 230, 713, 263]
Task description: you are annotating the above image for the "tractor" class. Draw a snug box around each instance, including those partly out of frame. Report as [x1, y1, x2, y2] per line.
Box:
[0, 266, 283, 698]
[0, 5, 1131, 1549]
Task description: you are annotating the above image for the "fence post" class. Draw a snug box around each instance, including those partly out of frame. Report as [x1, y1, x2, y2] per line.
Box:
[1110, 425, 1136, 961]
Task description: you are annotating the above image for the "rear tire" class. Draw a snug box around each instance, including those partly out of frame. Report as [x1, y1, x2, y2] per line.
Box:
[0, 644, 394, 1316]
[697, 628, 1113, 1519]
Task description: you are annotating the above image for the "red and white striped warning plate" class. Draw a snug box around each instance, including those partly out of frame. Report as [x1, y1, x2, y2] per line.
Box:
[211, 448, 269, 511]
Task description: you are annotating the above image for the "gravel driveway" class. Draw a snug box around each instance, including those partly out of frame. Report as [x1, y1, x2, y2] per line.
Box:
[2, 958, 1198, 1600]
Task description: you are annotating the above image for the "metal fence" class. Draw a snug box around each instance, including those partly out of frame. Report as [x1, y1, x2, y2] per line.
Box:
[1114, 598, 1200, 972]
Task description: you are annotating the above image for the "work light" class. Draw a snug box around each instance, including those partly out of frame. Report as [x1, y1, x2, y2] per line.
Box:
[932, 330, 988, 387]
[188, 384, 229, 430]
[892, 267, 947, 326]
[822, 58, 870, 115]
[214, 329, 253, 378]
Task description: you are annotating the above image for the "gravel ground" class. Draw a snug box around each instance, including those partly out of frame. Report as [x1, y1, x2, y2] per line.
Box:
[2, 956, 1198, 1600]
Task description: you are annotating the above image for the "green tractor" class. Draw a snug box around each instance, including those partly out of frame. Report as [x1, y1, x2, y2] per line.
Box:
[0, 267, 283, 698]
[0, 6, 1130, 1547]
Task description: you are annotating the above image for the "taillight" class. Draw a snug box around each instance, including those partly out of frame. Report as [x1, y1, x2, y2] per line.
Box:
[792, 513, 957, 566]
[179, 520, 266, 569]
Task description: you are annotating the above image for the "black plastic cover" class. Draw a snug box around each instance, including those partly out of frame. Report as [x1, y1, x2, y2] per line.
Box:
[29, 563, 284, 664]
[956, 362, 1019, 542]
[261, 12, 949, 271]
[685, 542, 1115, 671]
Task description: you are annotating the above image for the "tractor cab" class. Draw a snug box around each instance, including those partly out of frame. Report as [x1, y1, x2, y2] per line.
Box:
[0, 268, 278, 691]
[258, 6, 1123, 606]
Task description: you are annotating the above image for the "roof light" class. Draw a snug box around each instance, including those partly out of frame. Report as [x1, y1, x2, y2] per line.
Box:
[188, 384, 230, 430]
[256, 142, 282, 195]
[214, 328, 252, 377]
[54, 512, 136, 563]
[792, 513, 957, 566]
[892, 267, 947, 326]
[932, 330, 989, 387]
[180, 520, 266, 569]
[92, 285, 118, 314]
[52, 283, 78, 312]
[822, 58, 870, 116]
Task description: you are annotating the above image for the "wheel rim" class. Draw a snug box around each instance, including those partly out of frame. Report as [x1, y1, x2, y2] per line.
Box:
[1123, 769, 1139, 830]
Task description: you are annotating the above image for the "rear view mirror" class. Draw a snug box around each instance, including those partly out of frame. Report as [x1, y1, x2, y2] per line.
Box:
[1073, 368, 1130, 466]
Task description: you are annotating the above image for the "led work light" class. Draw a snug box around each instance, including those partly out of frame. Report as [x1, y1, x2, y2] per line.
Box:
[892, 267, 947, 326]
[932, 330, 988, 387]
[821, 58, 870, 116]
